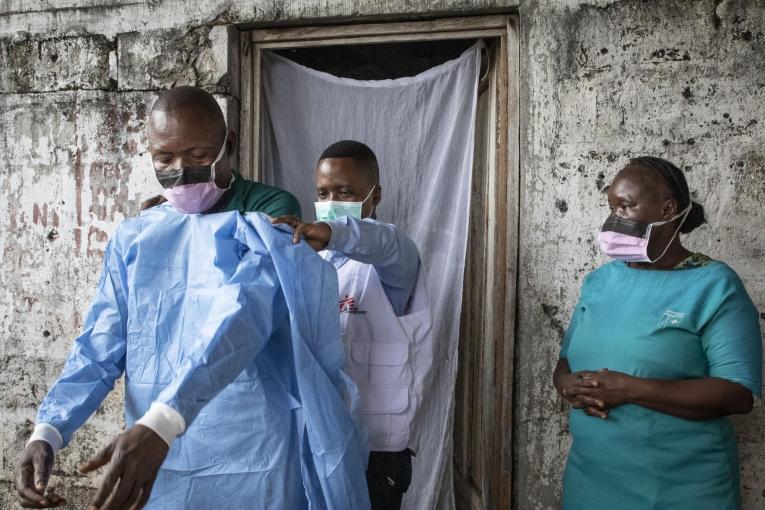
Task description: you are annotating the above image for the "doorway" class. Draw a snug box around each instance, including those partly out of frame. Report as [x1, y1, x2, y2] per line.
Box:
[240, 15, 519, 509]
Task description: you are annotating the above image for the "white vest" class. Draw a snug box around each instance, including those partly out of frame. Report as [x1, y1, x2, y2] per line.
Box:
[336, 257, 434, 452]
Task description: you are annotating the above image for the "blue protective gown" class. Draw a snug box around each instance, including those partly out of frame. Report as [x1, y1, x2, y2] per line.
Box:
[36, 205, 370, 509]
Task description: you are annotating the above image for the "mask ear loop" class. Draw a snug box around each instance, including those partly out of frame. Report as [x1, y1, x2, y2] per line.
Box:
[210, 136, 230, 188]
[360, 185, 376, 204]
[647, 204, 692, 263]
[362, 185, 377, 218]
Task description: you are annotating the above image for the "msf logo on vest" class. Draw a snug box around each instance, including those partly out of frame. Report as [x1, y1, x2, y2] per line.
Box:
[339, 295, 366, 315]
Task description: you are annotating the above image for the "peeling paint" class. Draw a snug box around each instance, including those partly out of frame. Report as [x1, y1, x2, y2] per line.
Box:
[0, 33, 114, 93]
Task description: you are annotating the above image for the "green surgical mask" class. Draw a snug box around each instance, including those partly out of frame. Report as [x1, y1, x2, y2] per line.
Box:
[314, 186, 375, 222]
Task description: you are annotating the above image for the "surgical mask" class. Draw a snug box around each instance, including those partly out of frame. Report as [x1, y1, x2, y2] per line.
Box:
[314, 186, 375, 222]
[154, 140, 227, 189]
[163, 180, 232, 214]
[157, 140, 230, 214]
[597, 204, 691, 263]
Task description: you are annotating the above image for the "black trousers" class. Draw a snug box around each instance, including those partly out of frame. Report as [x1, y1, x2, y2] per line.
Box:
[366, 450, 413, 510]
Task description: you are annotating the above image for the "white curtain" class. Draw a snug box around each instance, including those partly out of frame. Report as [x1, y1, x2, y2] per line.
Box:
[261, 44, 480, 510]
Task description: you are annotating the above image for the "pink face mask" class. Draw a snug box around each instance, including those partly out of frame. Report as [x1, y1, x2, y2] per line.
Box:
[597, 204, 691, 263]
[163, 181, 230, 214]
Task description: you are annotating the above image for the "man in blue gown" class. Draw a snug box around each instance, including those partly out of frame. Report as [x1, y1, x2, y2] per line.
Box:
[14, 87, 369, 510]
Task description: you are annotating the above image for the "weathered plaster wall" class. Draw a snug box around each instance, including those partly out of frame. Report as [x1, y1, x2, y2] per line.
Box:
[0, 5, 255, 506]
[0, 0, 518, 37]
[0, 0, 762, 509]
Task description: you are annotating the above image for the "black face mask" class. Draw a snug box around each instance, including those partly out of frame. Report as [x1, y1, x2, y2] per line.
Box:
[154, 141, 226, 189]
[600, 214, 650, 238]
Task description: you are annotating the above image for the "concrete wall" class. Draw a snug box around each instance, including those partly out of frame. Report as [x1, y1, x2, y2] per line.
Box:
[0, 0, 762, 508]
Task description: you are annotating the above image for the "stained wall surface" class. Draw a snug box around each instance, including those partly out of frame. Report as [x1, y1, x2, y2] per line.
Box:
[0, 1, 762, 508]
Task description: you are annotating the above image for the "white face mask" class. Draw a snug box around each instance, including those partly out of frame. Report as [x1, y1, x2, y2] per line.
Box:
[314, 186, 375, 222]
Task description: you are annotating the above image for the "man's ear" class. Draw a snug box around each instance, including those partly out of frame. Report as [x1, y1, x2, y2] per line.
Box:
[225, 130, 238, 157]
[372, 185, 382, 207]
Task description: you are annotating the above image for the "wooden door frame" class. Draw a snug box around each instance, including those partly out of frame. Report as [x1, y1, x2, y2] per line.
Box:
[452, 19, 519, 509]
[239, 15, 520, 508]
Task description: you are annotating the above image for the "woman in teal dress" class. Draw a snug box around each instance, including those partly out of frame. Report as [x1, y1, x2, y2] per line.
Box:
[553, 156, 762, 510]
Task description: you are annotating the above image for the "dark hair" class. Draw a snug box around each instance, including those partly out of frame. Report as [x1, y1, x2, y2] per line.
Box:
[318, 140, 379, 183]
[628, 156, 706, 234]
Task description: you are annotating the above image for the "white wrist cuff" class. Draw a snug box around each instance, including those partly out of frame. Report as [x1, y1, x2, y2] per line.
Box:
[136, 402, 186, 447]
[28, 423, 64, 453]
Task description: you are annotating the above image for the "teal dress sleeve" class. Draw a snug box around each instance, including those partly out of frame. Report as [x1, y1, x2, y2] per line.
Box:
[702, 293, 763, 397]
[561, 272, 598, 359]
[560, 303, 583, 359]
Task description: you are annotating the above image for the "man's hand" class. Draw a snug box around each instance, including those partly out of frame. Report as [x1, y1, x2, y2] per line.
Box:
[140, 194, 166, 211]
[79, 424, 169, 510]
[272, 215, 332, 251]
[15, 440, 66, 508]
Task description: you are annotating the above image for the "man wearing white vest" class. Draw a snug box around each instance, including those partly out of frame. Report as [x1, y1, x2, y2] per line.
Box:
[273, 140, 434, 510]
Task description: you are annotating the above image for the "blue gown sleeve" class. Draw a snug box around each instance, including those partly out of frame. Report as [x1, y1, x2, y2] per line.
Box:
[324, 216, 420, 315]
[154, 240, 281, 427]
[702, 294, 763, 398]
[36, 236, 129, 446]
